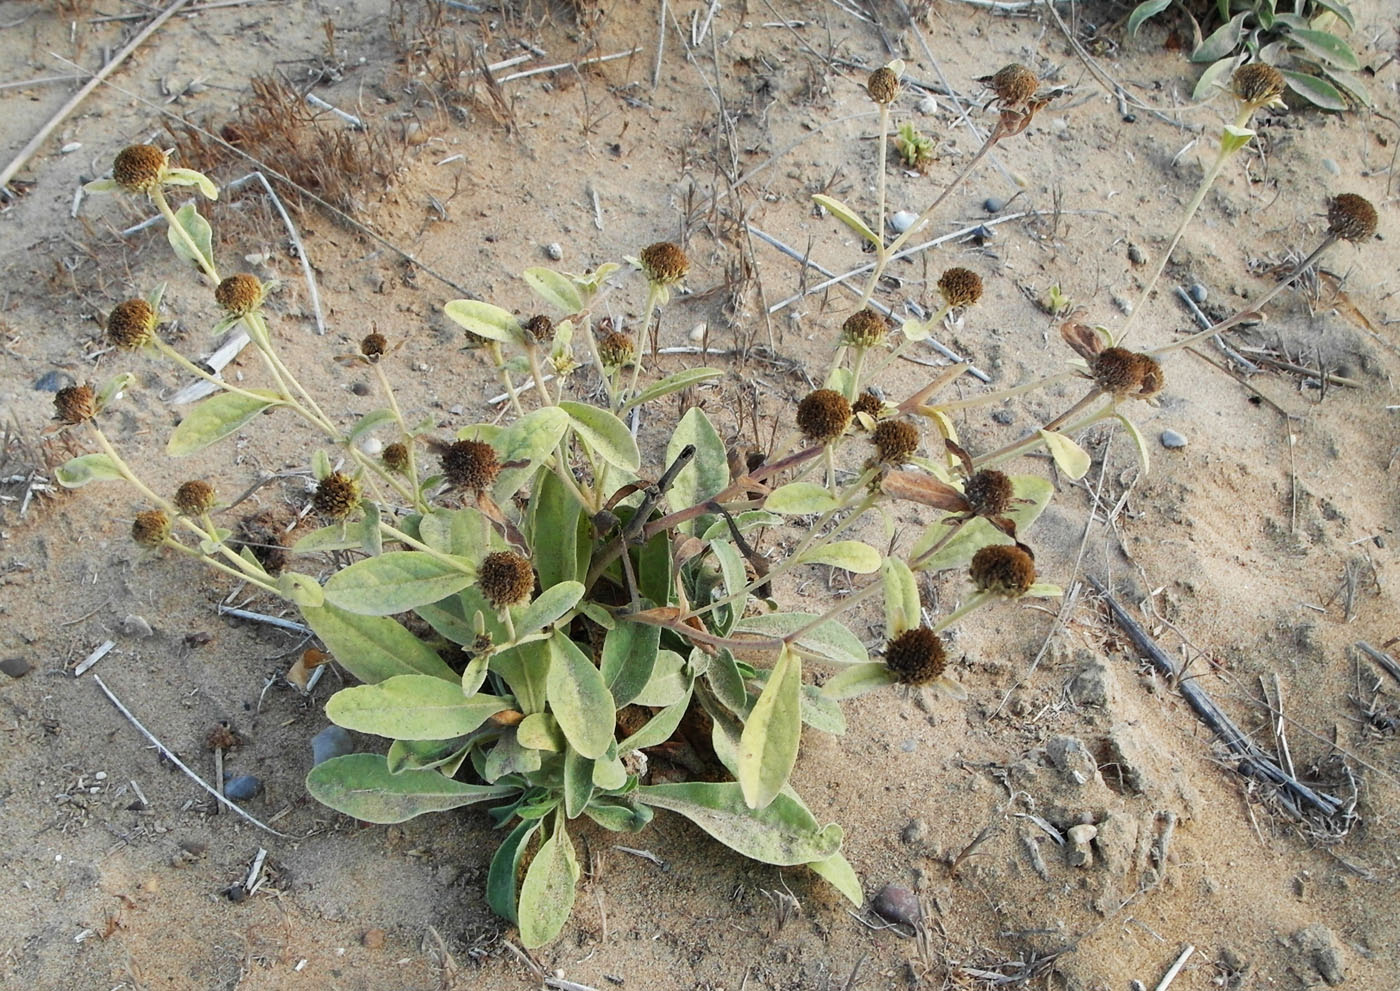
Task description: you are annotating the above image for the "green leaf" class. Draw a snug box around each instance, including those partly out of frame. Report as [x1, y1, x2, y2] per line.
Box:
[482, 728, 542, 781]
[517, 825, 580, 948]
[546, 631, 616, 759]
[592, 746, 628, 790]
[95, 371, 136, 410]
[1114, 413, 1151, 472]
[799, 683, 846, 734]
[1127, 0, 1172, 36]
[305, 753, 514, 824]
[55, 453, 123, 488]
[301, 603, 457, 683]
[665, 407, 729, 535]
[584, 797, 652, 832]
[1280, 68, 1348, 110]
[517, 711, 565, 751]
[1191, 12, 1249, 63]
[700, 510, 782, 542]
[386, 737, 469, 774]
[563, 747, 594, 819]
[794, 540, 881, 574]
[765, 482, 839, 515]
[418, 507, 489, 559]
[1192, 56, 1240, 102]
[326, 675, 510, 740]
[626, 368, 725, 410]
[820, 662, 898, 700]
[881, 557, 921, 640]
[522, 267, 585, 313]
[528, 468, 583, 589]
[558, 401, 641, 472]
[707, 649, 750, 716]
[443, 299, 522, 345]
[166, 389, 281, 456]
[738, 646, 802, 810]
[166, 202, 214, 271]
[909, 474, 1053, 572]
[618, 688, 694, 752]
[733, 613, 869, 666]
[348, 408, 397, 443]
[493, 639, 551, 713]
[1319, 67, 1370, 108]
[638, 782, 842, 866]
[293, 523, 359, 553]
[629, 649, 690, 706]
[515, 581, 584, 636]
[163, 167, 219, 200]
[487, 819, 540, 923]
[1219, 124, 1257, 156]
[1310, 0, 1354, 31]
[322, 551, 475, 616]
[600, 620, 662, 707]
[1286, 28, 1359, 70]
[490, 407, 570, 503]
[277, 571, 324, 608]
[812, 193, 880, 248]
[1039, 430, 1091, 479]
[807, 852, 863, 907]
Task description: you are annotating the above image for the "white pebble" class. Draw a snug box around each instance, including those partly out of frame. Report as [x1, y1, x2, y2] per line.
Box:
[359, 436, 384, 457]
[1159, 429, 1188, 449]
[94, 771, 107, 780]
[61, 142, 82, 154]
[1321, 158, 1341, 176]
[545, 242, 563, 261]
[688, 323, 707, 342]
[890, 210, 917, 233]
[917, 95, 937, 114]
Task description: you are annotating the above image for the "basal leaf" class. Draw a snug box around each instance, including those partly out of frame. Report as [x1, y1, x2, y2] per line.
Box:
[386, 737, 469, 774]
[493, 639, 552, 714]
[305, 753, 514, 824]
[738, 646, 802, 810]
[546, 631, 616, 759]
[617, 687, 693, 752]
[487, 819, 539, 923]
[600, 619, 661, 707]
[1287, 27, 1360, 70]
[1127, 0, 1172, 36]
[517, 826, 580, 948]
[638, 781, 842, 866]
[517, 711, 565, 751]
[326, 675, 510, 740]
[807, 852, 863, 907]
[628, 649, 690, 707]
[1191, 12, 1249, 62]
[527, 468, 582, 588]
[563, 747, 594, 819]
[559, 400, 640, 472]
[167, 389, 282, 456]
[1280, 68, 1348, 110]
[322, 551, 475, 615]
[301, 602, 457, 683]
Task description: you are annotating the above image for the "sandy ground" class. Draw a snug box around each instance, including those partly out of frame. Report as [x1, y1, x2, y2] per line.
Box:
[1, 1, 1398, 989]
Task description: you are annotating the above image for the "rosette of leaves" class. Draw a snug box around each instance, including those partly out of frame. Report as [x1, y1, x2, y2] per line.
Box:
[1129, 0, 1368, 110]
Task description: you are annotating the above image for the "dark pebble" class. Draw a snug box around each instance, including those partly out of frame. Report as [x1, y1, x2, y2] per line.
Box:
[1127, 244, 1146, 266]
[350, 381, 371, 396]
[1188, 283, 1208, 304]
[226, 884, 248, 903]
[982, 197, 1006, 214]
[223, 775, 263, 801]
[991, 409, 1015, 425]
[33, 370, 74, 392]
[969, 224, 995, 243]
[872, 883, 921, 925]
[311, 725, 354, 766]
[0, 657, 31, 679]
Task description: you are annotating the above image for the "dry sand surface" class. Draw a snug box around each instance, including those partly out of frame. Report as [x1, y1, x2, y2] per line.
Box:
[1, 1, 1397, 988]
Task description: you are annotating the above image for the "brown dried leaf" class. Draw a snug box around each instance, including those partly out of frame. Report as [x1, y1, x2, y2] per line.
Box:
[880, 471, 970, 512]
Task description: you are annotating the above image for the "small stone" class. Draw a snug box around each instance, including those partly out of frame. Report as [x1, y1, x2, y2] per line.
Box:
[223, 775, 263, 801]
[350, 381, 371, 396]
[359, 436, 384, 457]
[33, 370, 75, 392]
[1159, 429, 1188, 450]
[917, 95, 938, 114]
[1321, 158, 1341, 176]
[969, 224, 995, 244]
[119, 614, 154, 638]
[1066, 823, 1097, 867]
[545, 242, 564, 261]
[890, 210, 917, 233]
[226, 884, 248, 903]
[1188, 282, 1208, 304]
[688, 323, 707, 343]
[1046, 735, 1098, 786]
[1127, 243, 1146, 265]
[872, 884, 920, 925]
[901, 818, 929, 845]
[0, 657, 31, 679]
[61, 142, 82, 154]
[311, 725, 354, 766]
[991, 409, 1014, 426]
[362, 928, 387, 949]
[982, 197, 1006, 214]
[1112, 294, 1133, 315]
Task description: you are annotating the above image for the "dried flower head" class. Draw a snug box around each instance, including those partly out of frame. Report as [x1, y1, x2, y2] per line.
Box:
[215, 274, 265, 316]
[478, 551, 535, 609]
[1092, 347, 1145, 397]
[867, 66, 898, 105]
[131, 509, 171, 548]
[964, 469, 1013, 517]
[937, 267, 983, 308]
[382, 442, 410, 473]
[1327, 193, 1378, 243]
[841, 308, 887, 349]
[206, 722, 241, 751]
[1232, 63, 1285, 107]
[360, 332, 387, 360]
[54, 384, 97, 425]
[232, 510, 290, 575]
[112, 144, 168, 193]
[107, 298, 157, 350]
[1133, 353, 1165, 401]
[174, 480, 216, 516]
[598, 331, 636, 369]
[524, 314, 554, 343]
[639, 241, 689, 286]
[884, 627, 947, 685]
[312, 472, 361, 520]
[872, 419, 919, 464]
[440, 439, 500, 493]
[970, 543, 1036, 596]
[796, 389, 852, 444]
[988, 63, 1037, 107]
[852, 391, 884, 420]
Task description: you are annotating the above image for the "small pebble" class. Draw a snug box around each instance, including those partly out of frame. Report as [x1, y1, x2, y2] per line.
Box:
[94, 771, 107, 780]
[119, 614, 153, 638]
[991, 409, 1015, 426]
[1321, 158, 1341, 176]
[969, 224, 995, 244]
[982, 196, 1006, 214]
[1160, 429, 1188, 450]
[1188, 282, 1208, 304]
[350, 381, 370, 396]
[449, 404, 464, 416]
[33, 370, 74, 392]
[61, 142, 82, 154]
[0, 657, 31, 679]
[311, 725, 354, 766]
[226, 884, 248, 903]
[223, 775, 263, 802]
[362, 928, 387, 949]
[890, 210, 917, 233]
[688, 323, 707, 343]
[899, 738, 917, 753]
[1127, 243, 1146, 265]
[359, 436, 384, 457]
[872, 884, 921, 925]
[917, 94, 937, 114]
[901, 818, 929, 845]
[545, 242, 563, 261]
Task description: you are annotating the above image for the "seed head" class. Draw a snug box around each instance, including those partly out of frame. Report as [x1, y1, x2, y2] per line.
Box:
[360, 332, 387, 359]
[131, 509, 171, 548]
[841, 308, 887, 349]
[1232, 63, 1285, 107]
[989, 63, 1037, 107]
[964, 469, 1013, 517]
[54, 384, 97, 425]
[867, 66, 898, 105]
[524, 314, 554, 344]
[852, 390, 884, 420]
[969, 543, 1036, 596]
[1327, 193, 1378, 243]
[598, 330, 636, 369]
[312, 472, 361, 520]
[872, 419, 919, 464]
[174, 480, 216, 516]
[1092, 346, 1145, 397]
[206, 722, 241, 751]
[937, 267, 983, 308]
[639, 241, 689, 286]
[796, 389, 852, 444]
[884, 627, 947, 685]
[382, 442, 410, 473]
[478, 551, 535, 609]
[107, 298, 157, 350]
[1133, 353, 1165, 401]
[214, 274, 264, 316]
[112, 144, 167, 193]
[440, 439, 500, 493]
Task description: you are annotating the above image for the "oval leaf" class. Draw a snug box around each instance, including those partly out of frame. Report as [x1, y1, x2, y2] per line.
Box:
[546, 631, 616, 759]
[1280, 69, 1348, 110]
[794, 540, 881, 574]
[765, 482, 839, 515]
[55, 453, 123, 488]
[600, 620, 662, 707]
[820, 662, 898, 700]
[306, 753, 513, 824]
[807, 852, 863, 907]
[733, 613, 869, 666]
[327, 675, 510, 740]
[666, 406, 729, 534]
[627, 368, 724, 409]
[301, 602, 457, 683]
[518, 827, 580, 948]
[443, 299, 522, 345]
[515, 581, 585, 636]
[812, 193, 879, 247]
[1287, 28, 1359, 70]
[558, 401, 641, 472]
[881, 557, 921, 640]
[1039, 429, 1091, 479]
[638, 781, 842, 866]
[323, 551, 475, 616]
[1127, 0, 1172, 35]
[167, 389, 281, 456]
[167, 201, 214, 271]
[738, 647, 802, 810]
[522, 267, 585, 313]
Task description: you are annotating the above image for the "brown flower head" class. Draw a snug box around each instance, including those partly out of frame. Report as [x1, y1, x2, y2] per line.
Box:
[937, 267, 983, 308]
[54, 384, 97, 425]
[841, 308, 887, 349]
[1133, 353, 1165, 401]
[440, 439, 500, 493]
[131, 509, 172, 548]
[964, 469, 1013, 517]
[988, 63, 1037, 107]
[107, 298, 157, 350]
[639, 241, 689, 286]
[852, 390, 884, 420]
[884, 627, 947, 685]
[382, 442, 410, 474]
[1232, 63, 1285, 107]
[970, 543, 1036, 596]
[1092, 346, 1145, 397]
[867, 66, 898, 105]
[312, 472, 361, 520]
[206, 722, 241, 751]
[215, 274, 265, 316]
[360, 332, 387, 360]
[174, 480, 216, 516]
[796, 389, 852, 444]
[524, 314, 554, 344]
[478, 551, 535, 609]
[872, 419, 919, 464]
[1327, 193, 1378, 243]
[112, 144, 167, 193]
[598, 330, 636, 369]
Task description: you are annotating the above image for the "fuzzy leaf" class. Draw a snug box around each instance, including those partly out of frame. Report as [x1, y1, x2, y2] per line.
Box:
[1192, 56, 1239, 102]
[638, 782, 842, 866]
[618, 688, 694, 752]
[733, 613, 869, 666]
[167, 389, 281, 456]
[277, 571, 324, 609]
[348, 408, 397, 443]
[559, 401, 640, 472]
[1191, 12, 1249, 62]
[517, 827, 580, 948]
[765, 482, 839, 515]
[1127, 0, 1172, 36]
[166, 202, 214, 271]
[326, 675, 510, 740]
[665, 407, 728, 534]
[163, 167, 219, 200]
[628, 649, 690, 707]
[386, 737, 469, 775]
[493, 639, 552, 714]
[1287, 27, 1359, 70]
[820, 662, 898, 700]
[794, 540, 881, 574]
[546, 631, 616, 759]
[1039, 430, 1091, 479]
[812, 193, 880, 247]
[517, 712, 565, 751]
[487, 819, 539, 923]
[738, 646, 802, 810]
[528, 468, 583, 588]
[515, 581, 584, 636]
[293, 523, 359, 554]
[1114, 413, 1151, 472]
[301, 602, 457, 684]
[305, 753, 513, 824]
[443, 299, 522, 345]
[522, 267, 584, 313]
[1279, 69, 1348, 110]
[807, 852, 863, 907]
[55, 453, 123, 488]
[323, 551, 475, 616]
[626, 368, 724, 410]
[563, 748, 594, 819]
[881, 557, 921, 640]
[418, 507, 490, 559]
[600, 620, 662, 707]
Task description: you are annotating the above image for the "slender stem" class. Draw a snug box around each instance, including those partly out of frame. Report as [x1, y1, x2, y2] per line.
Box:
[929, 590, 993, 633]
[163, 538, 278, 594]
[935, 368, 1077, 411]
[909, 515, 971, 571]
[378, 521, 478, 573]
[886, 118, 1008, 260]
[152, 187, 218, 281]
[972, 393, 1114, 470]
[152, 337, 270, 402]
[500, 607, 517, 643]
[875, 103, 891, 255]
[848, 346, 868, 400]
[624, 284, 662, 407]
[526, 345, 554, 408]
[372, 362, 426, 511]
[489, 343, 525, 416]
[246, 311, 337, 434]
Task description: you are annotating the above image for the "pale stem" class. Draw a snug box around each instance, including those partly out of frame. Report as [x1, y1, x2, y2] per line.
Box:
[929, 589, 993, 633]
[935, 368, 1077, 411]
[372, 362, 426, 512]
[151, 186, 219, 282]
[163, 538, 279, 594]
[625, 284, 663, 406]
[378, 521, 478, 574]
[500, 607, 517, 643]
[909, 514, 972, 571]
[525, 345, 554, 408]
[875, 103, 891, 257]
[848, 346, 869, 400]
[489, 343, 525, 417]
[152, 337, 270, 403]
[972, 392, 1115, 470]
[246, 311, 337, 433]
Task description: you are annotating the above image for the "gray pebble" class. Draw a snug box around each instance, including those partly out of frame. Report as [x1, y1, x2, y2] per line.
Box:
[1127, 243, 1146, 265]
[350, 381, 371, 396]
[449, 404, 464, 416]
[991, 409, 1015, 425]
[223, 775, 263, 801]
[872, 884, 921, 925]
[0, 657, 31, 679]
[311, 725, 354, 766]
[1188, 282, 1208, 304]
[119, 614, 154, 638]
[890, 210, 917, 233]
[982, 196, 1006, 214]
[901, 818, 929, 845]
[545, 242, 563, 261]
[1159, 429, 1188, 450]
[969, 224, 995, 244]
[1321, 158, 1341, 176]
[33, 370, 75, 392]
[917, 94, 938, 115]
